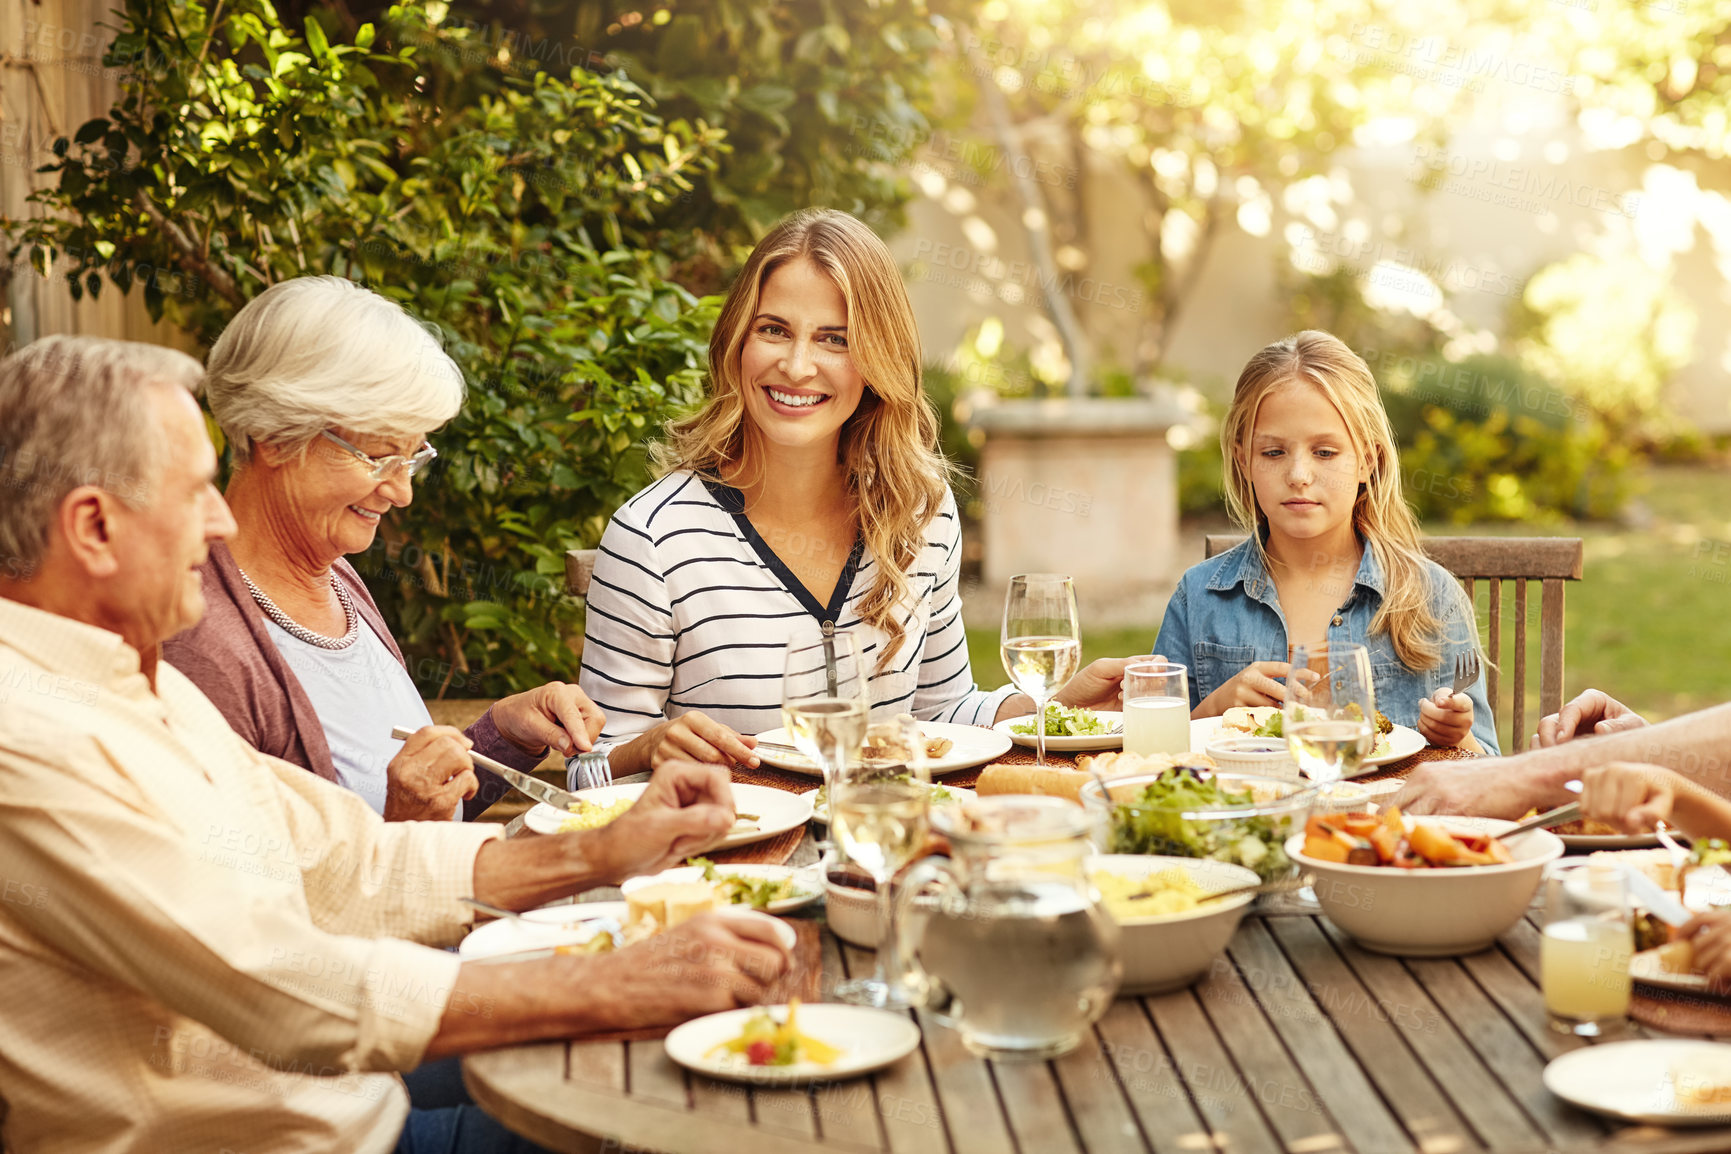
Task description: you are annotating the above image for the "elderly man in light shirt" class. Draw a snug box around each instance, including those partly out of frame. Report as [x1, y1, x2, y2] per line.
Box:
[0, 336, 790, 1153]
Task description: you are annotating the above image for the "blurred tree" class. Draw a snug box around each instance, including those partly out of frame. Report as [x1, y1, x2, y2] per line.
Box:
[926, 0, 1457, 393]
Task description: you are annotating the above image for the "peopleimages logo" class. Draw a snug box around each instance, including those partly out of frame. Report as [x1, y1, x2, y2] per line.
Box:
[1410, 146, 1642, 220]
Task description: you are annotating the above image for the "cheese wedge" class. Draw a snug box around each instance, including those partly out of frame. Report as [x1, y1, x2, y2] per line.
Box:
[625, 881, 719, 936]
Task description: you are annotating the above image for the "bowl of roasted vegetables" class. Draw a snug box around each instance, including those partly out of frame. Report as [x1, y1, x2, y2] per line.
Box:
[1080, 768, 1317, 884]
[1287, 807, 1564, 956]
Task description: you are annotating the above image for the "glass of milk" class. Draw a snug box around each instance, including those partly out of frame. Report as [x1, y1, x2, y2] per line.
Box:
[1122, 661, 1190, 756]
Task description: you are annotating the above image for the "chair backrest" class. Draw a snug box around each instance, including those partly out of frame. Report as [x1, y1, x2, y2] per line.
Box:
[1202, 535, 1584, 753]
[565, 548, 598, 599]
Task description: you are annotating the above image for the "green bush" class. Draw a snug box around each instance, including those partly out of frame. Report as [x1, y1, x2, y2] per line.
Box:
[5, 0, 947, 695]
[1377, 354, 1637, 523]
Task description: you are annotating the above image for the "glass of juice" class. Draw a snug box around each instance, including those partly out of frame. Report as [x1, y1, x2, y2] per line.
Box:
[1122, 661, 1189, 756]
[1540, 859, 1632, 1036]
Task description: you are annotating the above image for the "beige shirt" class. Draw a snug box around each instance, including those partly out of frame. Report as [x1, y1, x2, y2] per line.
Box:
[0, 598, 502, 1152]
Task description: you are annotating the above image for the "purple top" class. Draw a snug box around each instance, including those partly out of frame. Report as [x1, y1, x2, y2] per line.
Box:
[161, 540, 543, 819]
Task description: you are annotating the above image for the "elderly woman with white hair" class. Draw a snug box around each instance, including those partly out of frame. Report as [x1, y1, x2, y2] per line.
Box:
[163, 275, 604, 820]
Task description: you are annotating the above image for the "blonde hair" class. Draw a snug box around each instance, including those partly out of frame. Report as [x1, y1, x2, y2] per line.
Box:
[1221, 330, 1460, 672]
[205, 275, 464, 462]
[656, 209, 949, 668]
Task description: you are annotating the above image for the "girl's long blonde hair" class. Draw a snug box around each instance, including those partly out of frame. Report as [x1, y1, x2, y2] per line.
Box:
[656, 208, 949, 669]
[1221, 330, 1459, 672]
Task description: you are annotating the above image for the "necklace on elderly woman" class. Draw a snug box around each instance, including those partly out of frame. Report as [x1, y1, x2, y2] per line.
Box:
[237, 567, 360, 651]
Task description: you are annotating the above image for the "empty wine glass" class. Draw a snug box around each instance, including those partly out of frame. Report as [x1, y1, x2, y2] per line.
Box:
[1000, 574, 1081, 767]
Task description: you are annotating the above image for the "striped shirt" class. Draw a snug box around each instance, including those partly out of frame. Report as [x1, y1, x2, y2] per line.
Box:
[575, 471, 1015, 783]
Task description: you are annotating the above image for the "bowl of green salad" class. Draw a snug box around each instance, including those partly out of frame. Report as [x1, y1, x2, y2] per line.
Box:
[1079, 768, 1317, 883]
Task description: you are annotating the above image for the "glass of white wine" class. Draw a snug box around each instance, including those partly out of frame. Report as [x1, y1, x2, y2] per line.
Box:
[780, 628, 869, 792]
[1283, 641, 1375, 799]
[1000, 574, 1081, 767]
[832, 713, 931, 1008]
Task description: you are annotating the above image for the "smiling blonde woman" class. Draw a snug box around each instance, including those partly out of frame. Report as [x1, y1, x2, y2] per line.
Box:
[577, 209, 1127, 783]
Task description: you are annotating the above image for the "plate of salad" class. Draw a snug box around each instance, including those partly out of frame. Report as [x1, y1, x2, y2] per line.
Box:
[621, 859, 822, 915]
[802, 782, 972, 826]
[1090, 767, 1311, 883]
[665, 1000, 920, 1085]
[994, 704, 1124, 752]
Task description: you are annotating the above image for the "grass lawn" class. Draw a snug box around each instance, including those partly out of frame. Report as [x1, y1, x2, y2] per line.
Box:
[967, 463, 1731, 743]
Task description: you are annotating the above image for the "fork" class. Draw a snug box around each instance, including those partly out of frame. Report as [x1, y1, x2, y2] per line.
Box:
[1448, 651, 1481, 698]
[566, 750, 612, 791]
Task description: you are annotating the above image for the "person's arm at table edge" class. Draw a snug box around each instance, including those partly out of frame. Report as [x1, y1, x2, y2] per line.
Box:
[422, 914, 791, 1059]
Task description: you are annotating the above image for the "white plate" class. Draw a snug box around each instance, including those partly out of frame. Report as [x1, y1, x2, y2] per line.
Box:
[622, 865, 821, 915]
[1630, 948, 1719, 995]
[1189, 718, 1425, 773]
[458, 902, 629, 959]
[752, 721, 1010, 778]
[994, 710, 1123, 752]
[665, 1003, 921, 1085]
[523, 782, 813, 848]
[803, 785, 975, 826]
[1545, 1040, 1731, 1125]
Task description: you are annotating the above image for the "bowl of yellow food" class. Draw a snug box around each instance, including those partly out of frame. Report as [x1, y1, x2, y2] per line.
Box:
[1090, 853, 1261, 994]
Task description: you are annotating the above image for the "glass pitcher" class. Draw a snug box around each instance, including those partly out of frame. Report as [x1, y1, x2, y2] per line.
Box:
[894, 795, 1121, 1061]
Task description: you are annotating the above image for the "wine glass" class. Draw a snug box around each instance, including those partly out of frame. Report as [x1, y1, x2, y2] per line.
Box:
[1000, 574, 1081, 767]
[1283, 641, 1375, 801]
[831, 713, 931, 1008]
[780, 628, 869, 792]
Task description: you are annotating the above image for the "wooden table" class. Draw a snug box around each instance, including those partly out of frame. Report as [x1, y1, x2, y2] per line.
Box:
[466, 897, 1731, 1153]
[470, 748, 1731, 1152]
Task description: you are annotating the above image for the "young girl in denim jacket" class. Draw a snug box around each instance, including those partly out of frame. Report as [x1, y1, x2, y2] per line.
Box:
[1154, 331, 1497, 752]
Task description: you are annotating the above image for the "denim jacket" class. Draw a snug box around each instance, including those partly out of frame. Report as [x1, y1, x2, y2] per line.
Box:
[1153, 538, 1499, 753]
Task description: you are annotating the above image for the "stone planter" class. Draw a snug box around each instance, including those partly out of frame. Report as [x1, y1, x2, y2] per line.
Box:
[966, 396, 1187, 628]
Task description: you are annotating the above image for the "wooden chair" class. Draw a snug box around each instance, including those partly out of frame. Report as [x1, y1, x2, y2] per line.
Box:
[1203, 535, 1584, 752]
[565, 549, 598, 598]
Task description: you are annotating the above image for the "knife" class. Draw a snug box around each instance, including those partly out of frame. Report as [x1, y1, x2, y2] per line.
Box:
[389, 725, 581, 811]
[1623, 864, 1693, 927]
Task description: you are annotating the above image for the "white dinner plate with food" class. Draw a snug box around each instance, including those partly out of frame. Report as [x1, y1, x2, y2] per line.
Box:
[458, 901, 629, 960]
[665, 1003, 921, 1085]
[1545, 1040, 1731, 1125]
[994, 709, 1123, 752]
[523, 783, 813, 847]
[1188, 717, 1424, 772]
[803, 783, 974, 826]
[751, 721, 1009, 778]
[621, 864, 821, 915]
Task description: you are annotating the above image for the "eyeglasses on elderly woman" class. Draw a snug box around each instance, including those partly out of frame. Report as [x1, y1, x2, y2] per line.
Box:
[320, 429, 438, 482]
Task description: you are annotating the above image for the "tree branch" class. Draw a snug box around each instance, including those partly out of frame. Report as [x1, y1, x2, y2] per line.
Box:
[964, 39, 1092, 397]
[132, 191, 243, 305]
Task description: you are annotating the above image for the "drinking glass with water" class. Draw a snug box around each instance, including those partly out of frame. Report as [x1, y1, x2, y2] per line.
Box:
[1122, 660, 1189, 756]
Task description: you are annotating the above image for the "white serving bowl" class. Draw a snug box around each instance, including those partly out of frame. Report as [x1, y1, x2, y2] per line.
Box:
[1287, 816, 1565, 957]
[1089, 854, 1260, 994]
[1203, 735, 1300, 780]
[824, 878, 940, 950]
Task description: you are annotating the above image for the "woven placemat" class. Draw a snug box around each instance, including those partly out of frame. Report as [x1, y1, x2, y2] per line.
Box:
[575, 919, 823, 1043]
[1632, 983, 1731, 1036]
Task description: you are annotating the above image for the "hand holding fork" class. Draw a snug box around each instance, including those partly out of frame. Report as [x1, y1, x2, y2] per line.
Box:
[1417, 651, 1480, 748]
